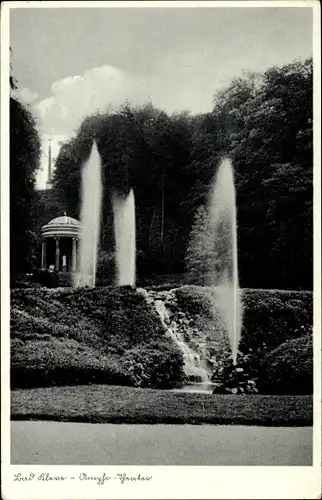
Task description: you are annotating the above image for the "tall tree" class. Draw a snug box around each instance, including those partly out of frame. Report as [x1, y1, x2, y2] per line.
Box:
[202, 59, 312, 289]
[185, 205, 217, 286]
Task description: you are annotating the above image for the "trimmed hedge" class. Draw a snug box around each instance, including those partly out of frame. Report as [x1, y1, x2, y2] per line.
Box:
[11, 337, 132, 388]
[239, 288, 312, 352]
[258, 336, 313, 395]
[10, 286, 185, 389]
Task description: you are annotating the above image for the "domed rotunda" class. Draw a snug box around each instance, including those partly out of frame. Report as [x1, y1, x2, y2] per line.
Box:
[41, 213, 81, 272]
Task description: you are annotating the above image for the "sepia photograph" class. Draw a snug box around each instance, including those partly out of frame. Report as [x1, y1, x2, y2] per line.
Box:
[1, 1, 321, 499]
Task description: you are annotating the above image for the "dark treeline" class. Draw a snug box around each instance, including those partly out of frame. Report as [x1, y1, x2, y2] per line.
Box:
[10, 67, 41, 280]
[49, 58, 312, 290]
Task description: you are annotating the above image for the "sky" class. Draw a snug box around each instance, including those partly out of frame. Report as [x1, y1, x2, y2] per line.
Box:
[10, 5, 313, 188]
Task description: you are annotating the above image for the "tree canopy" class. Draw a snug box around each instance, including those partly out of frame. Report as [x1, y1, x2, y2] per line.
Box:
[51, 58, 313, 290]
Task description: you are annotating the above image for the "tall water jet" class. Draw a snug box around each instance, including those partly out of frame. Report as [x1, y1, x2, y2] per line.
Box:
[73, 142, 102, 287]
[111, 189, 136, 286]
[208, 158, 242, 365]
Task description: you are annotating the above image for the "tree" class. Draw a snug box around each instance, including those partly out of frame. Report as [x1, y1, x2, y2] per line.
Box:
[138, 108, 194, 272]
[185, 205, 218, 285]
[205, 59, 312, 290]
[10, 89, 41, 280]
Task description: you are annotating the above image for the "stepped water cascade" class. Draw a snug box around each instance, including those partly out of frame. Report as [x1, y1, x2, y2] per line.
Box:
[111, 189, 136, 286]
[207, 158, 242, 365]
[154, 298, 210, 383]
[73, 142, 102, 287]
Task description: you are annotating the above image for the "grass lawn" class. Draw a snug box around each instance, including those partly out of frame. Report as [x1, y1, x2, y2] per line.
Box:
[11, 385, 313, 426]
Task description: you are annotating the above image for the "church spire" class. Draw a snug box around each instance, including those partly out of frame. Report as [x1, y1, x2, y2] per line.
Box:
[46, 138, 53, 190]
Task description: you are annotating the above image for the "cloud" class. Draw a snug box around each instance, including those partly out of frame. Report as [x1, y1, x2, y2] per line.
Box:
[34, 65, 150, 135]
[16, 87, 39, 105]
[32, 61, 226, 136]
[31, 46, 306, 137]
[31, 59, 260, 137]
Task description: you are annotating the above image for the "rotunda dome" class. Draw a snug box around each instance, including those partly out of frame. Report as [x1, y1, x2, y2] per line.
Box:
[48, 214, 80, 226]
[41, 212, 81, 239]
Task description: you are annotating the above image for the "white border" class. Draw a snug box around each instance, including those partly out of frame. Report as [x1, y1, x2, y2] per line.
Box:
[3, 0, 321, 8]
[1, 2, 321, 499]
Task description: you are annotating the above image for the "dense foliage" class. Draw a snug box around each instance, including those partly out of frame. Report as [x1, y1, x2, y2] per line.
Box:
[49, 59, 312, 290]
[239, 288, 312, 352]
[173, 286, 313, 353]
[10, 287, 185, 389]
[184, 206, 217, 286]
[258, 336, 313, 395]
[170, 286, 313, 394]
[10, 285, 313, 393]
[10, 88, 41, 281]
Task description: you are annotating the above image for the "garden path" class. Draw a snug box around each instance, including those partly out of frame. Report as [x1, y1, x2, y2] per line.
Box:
[11, 421, 312, 466]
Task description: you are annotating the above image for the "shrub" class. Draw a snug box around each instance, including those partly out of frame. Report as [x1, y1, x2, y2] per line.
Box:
[96, 250, 115, 284]
[11, 337, 133, 388]
[32, 270, 60, 288]
[212, 358, 259, 395]
[145, 341, 185, 388]
[10, 279, 41, 289]
[258, 336, 313, 395]
[119, 341, 185, 389]
[240, 289, 313, 352]
[174, 285, 218, 318]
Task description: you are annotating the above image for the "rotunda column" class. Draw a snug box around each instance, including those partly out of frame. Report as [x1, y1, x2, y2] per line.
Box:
[55, 237, 60, 271]
[76, 238, 80, 272]
[41, 240, 47, 270]
[72, 237, 77, 272]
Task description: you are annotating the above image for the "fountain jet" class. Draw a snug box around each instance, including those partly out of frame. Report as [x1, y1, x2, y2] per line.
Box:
[208, 158, 242, 364]
[73, 141, 102, 287]
[111, 189, 136, 286]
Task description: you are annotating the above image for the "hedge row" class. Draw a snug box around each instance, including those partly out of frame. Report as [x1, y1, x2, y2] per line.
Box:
[10, 285, 313, 394]
[10, 286, 185, 389]
[258, 336, 313, 395]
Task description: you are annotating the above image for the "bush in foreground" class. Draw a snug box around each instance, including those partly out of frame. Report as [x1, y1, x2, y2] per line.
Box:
[258, 335, 313, 395]
[240, 289, 312, 352]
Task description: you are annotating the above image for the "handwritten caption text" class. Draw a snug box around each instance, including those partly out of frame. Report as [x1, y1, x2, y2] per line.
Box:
[14, 472, 152, 486]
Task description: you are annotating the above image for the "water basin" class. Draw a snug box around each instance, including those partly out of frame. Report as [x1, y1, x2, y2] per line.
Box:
[171, 383, 218, 394]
